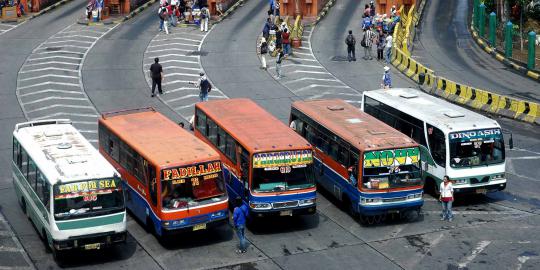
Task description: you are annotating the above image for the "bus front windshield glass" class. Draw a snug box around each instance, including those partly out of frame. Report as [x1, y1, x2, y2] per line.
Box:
[449, 128, 505, 168]
[251, 150, 315, 192]
[161, 161, 226, 210]
[54, 177, 124, 221]
[362, 148, 422, 190]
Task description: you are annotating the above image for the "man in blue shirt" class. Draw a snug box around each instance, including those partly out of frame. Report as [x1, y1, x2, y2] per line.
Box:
[233, 197, 249, 253]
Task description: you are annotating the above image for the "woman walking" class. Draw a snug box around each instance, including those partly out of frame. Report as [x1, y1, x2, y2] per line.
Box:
[439, 176, 454, 222]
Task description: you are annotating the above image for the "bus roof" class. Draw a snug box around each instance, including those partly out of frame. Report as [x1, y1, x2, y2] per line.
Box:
[196, 99, 312, 153]
[363, 88, 501, 134]
[13, 120, 117, 185]
[99, 109, 219, 168]
[292, 99, 418, 151]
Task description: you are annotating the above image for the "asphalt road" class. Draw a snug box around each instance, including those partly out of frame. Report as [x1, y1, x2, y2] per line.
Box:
[413, 0, 540, 103]
[0, 0, 539, 269]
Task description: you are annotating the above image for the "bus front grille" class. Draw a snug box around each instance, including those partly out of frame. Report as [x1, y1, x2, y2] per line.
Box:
[382, 197, 407, 203]
[272, 200, 299, 209]
[470, 176, 490, 184]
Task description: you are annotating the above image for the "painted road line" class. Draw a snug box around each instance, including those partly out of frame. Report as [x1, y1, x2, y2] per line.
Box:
[33, 112, 98, 120]
[147, 42, 199, 48]
[19, 89, 84, 97]
[457, 240, 491, 269]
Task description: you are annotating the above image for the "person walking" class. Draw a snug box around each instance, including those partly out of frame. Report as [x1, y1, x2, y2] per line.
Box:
[259, 37, 268, 69]
[195, 71, 212, 102]
[439, 176, 454, 222]
[345, 30, 356, 62]
[362, 26, 375, 60]
[381, 66, 391, 89]
[376, 32, 385, 61]
[282, 28, 291, 56]
[149, 57, 164, 97]
[158, 5, 170, 34]
[385, 32, 393, 64]
[233, 196, 249, 253]
[275, 48, 285, 79]
[262, 18, 271, 41]
[200, 6, 209, 32]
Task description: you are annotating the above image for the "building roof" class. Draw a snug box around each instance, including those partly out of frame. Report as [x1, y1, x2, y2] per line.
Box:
[196, 99, 312, 153]
[292, 99, 418, 151]
[363, 88, 501, 134]
[13, 120, 117, 185]
[99, 108, 219, 168]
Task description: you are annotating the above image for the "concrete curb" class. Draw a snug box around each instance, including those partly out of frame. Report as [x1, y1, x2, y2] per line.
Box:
[470, 26, 540, 82]
[214, 0, 247, 24]
[313, 0, 336, 26]
[119, 0, 159, 23]
[30, 0, 75, 19]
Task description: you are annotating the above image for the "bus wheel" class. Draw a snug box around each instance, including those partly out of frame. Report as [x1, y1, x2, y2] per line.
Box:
[52, 247, 65, 267]
[344, 197, 357, 219]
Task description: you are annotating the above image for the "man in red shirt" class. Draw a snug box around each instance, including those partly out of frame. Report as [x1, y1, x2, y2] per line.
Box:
[282, 29, 291, 56]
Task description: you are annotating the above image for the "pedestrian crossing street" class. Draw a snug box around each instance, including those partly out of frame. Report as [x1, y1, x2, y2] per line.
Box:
[268, 24, 364, 105]
[143, 27, 228, 121]
[0, 213, 35, 270]
[16, 23, 117, 144]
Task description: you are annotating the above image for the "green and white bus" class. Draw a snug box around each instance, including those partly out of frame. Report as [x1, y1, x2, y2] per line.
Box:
[12, 119, 126, 258]
[362, 88, 509, 195]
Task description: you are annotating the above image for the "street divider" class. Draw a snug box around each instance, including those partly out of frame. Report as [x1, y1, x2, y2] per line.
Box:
[389, 1, 540, 124]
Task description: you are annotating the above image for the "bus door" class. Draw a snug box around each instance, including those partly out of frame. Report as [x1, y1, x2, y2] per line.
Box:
[240, 148, 250, 200]
[425, 124, 447, 187]
[147, 164, 158, 224]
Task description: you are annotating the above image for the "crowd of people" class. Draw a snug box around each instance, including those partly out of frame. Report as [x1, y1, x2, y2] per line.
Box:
[157, 0, 214, 34]
[258, 0, 292, 79]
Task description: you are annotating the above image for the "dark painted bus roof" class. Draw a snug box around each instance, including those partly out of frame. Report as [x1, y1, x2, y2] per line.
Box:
[292, 99, 418, 151]
[99, 109, 219, 168]
[195, 99, 312, 153]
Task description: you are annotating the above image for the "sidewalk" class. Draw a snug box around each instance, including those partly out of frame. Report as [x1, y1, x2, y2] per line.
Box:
[0, 212, 35, 269]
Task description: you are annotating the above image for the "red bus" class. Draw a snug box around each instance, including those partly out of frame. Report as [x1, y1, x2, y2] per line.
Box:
[98, 108, 228, 236]
[193, 99, 316, 218]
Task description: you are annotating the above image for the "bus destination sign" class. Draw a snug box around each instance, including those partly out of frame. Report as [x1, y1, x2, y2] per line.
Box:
[253, 150, 313, 168]
[363, 148, 420, 168]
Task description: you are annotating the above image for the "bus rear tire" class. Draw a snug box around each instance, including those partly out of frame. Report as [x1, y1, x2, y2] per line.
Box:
[343, 196, 357, 219]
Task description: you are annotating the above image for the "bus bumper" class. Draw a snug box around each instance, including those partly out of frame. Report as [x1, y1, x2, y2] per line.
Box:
[453, 182, 506, 194]
[161, 215, 229, 235]
[250, 205, 317, 218]
[358, 201, 423, 216]
[53, 231, 127, 251]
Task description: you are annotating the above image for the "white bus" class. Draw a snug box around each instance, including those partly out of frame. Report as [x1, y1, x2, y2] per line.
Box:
[362, 88, 509, 195]
[12, 120, 126, 259]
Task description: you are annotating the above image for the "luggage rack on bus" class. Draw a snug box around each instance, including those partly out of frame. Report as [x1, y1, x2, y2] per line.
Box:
[15, 119, 72, 132]
[101, 107, 156, 119]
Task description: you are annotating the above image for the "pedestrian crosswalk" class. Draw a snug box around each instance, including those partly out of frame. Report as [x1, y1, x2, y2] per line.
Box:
[16, 23, 117, 144]
[0, 22, 18, 35]
[267, 24, 364, 105]
[143, 27, 228, 121]
[0, 212, 35, 269]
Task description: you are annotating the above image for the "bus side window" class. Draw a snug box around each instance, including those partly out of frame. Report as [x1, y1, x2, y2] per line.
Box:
[20, 148, 28, 176]
[207, 118, 218, 145]
[148, 165, 158, 207]
[196, 109, 207, 135]
[239, 148, 249, 195]
[108, 134, 120, 162]
[36, 170, 50, 210]
[427, 124, 446, 167]
[12, 138, 20, 165]
[27, 159, 37, 190]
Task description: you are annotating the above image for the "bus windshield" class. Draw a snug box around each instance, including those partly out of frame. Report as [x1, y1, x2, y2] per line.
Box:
[161, 161, 226, 210]
[449, 128, 505, 168]
[53, 177, 124, 221]
[362, 148, 422, 190]
[251, 150, 314, 192]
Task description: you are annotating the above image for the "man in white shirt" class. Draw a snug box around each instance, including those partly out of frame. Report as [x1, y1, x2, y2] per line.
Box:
[439, 176, 454, 222]
[385, 34, 393, 64]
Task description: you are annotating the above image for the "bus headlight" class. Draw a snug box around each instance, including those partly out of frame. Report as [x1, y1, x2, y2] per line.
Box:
[492, 173, 505, 180]
[249, 202, 271, 210]
[298, 198, 316, 206]
[359, 197, 382, 205]
[407, 193, 423, 200]
[454, 179, 468, 185]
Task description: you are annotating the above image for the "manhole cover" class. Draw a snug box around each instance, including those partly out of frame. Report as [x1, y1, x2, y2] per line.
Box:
[331, 56, 349, 62]
[45, 47, 63, 51]
[187, 51, 208, 56]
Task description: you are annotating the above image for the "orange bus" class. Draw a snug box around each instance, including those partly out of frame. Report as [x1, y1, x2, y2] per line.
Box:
[193, 99, 316, 218]
[98, 108, 228, 236]
[290, 100, 424, 222]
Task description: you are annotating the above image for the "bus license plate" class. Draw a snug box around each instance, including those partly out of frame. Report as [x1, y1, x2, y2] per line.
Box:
[193, 223, 207, 231]
[280, 210, 292, 216]
[84, 243, 100, 250]
[476, 189, 487, 194]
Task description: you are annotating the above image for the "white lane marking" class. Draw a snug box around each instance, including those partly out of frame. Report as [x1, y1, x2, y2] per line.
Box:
[165, 72, 200, 77]
[152, 37, 202, 43]
[19, 67, 78, 74]
[294, 51, 314, 56]
[174, 103, 199, 110]
[295, 84, 350, 93]
[0, 246, 25, 252]
[164, 87, 199, 94]
[165, 93, 228, 103]
[163, 79, 195, 86]
[293, 70, 330, 75]
[162, 66, 201, 71]
[143, 59, 198, 65]
[18, 74, 79, 81]
[147, 42, 199, 48]
[268, 64, 325, 69]
[283, 77, 339, 84]
[515, 255, 537, 270]
[61, 29, 106, 34]
[26, 104, 97, 114]
[78, 130, 98, 134]
[146, 53, 198, 59]
[17, 81, 79, 90]
[23, 61, 80, 68]
[457, 241, 491, 269]
[34, 112, 97, 120]
[22, 96, 89, 105]
[506, 156, 540, 160]
[37, 44, 90, 50]
[49, 34, 98, 40]
[146, 48, 193, 53]
[43, 39, 94, 45]
[27, 55, 82, 61]
[19, 89, 83, 97]
[423, 210, 520, 215]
